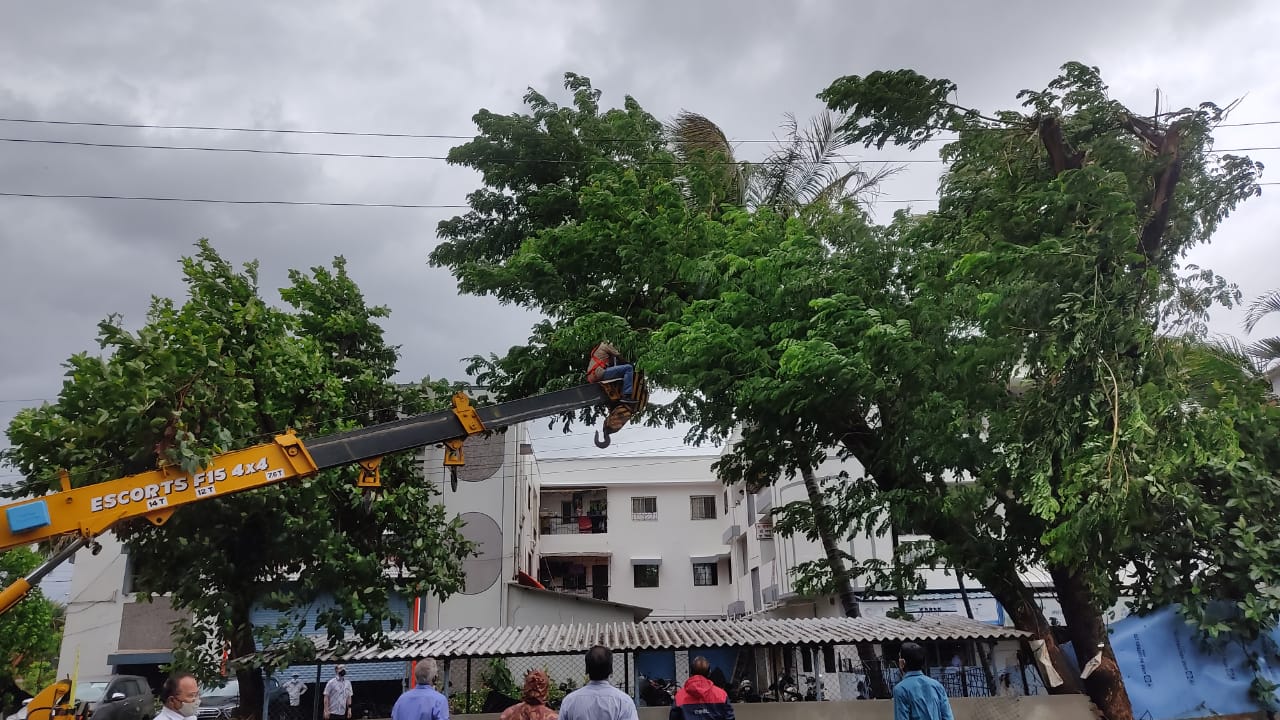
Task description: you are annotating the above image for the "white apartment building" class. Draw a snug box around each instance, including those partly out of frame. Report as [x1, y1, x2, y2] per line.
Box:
[533, 454, 730, 620]
[419, 423, 648, 630]
[719, 447, 1011, 626]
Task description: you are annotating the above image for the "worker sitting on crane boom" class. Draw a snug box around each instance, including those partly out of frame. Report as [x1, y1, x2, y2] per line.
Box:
[586, 342, 647, 448]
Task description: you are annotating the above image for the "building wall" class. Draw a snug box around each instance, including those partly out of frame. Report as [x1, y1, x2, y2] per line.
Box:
[423, 421, 538, 630]
[58, 533, 129, 678]
[256, 592, 411, 682]
[536, 455, 731, 620]
[504, 584, 643, 626]
[717, 441, 1072, 630]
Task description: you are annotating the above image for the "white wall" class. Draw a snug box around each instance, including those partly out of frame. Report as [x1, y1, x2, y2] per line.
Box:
[505, 584, 642, 626]
[424, 421, 537, 630]
[58, 533, 127, 678]
[537, 455, 731, 619]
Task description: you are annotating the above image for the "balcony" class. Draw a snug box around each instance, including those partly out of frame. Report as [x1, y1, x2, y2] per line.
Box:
[541, 514, 608, 534]
[539, 488, 608, 535]
[539, 555, 610, 602]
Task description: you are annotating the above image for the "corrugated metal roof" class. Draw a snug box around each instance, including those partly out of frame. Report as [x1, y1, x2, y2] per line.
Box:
[299, 615, 1027, 663]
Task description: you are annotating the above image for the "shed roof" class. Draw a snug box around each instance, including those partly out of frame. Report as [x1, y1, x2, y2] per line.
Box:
[297, 615, 1027, 663]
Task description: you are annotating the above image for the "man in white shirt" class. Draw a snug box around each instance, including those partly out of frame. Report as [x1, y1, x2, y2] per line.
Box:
[324, 665, 354, 720]
[283, 673, 308, 719]
[558, 647, 638, 720]
[153, 673, 200, 720]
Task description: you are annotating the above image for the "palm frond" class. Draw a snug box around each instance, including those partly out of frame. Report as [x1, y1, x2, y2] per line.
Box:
[747, 110, 900, 214]
[1245, 337, 1280, 364]
[1168, 334, 1270, 401]
[1244, 290, 1280, 333]
[667, 110, 736, 163]
[666, 110, 744, 207]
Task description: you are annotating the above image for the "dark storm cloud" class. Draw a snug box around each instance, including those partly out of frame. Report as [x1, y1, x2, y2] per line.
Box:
[1, 1, 1278, 461]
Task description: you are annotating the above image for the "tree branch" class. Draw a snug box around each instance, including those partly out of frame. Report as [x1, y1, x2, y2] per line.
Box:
[1037, 116, 1084, 175]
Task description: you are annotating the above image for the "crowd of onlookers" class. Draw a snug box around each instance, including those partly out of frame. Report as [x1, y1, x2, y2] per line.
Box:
[150, 643, 955, 720]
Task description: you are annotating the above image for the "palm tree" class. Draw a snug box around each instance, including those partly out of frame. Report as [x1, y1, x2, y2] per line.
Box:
[667, 110, 896, 216]
[667, 110, 897, 696]
[1244, 290, 1280, 373]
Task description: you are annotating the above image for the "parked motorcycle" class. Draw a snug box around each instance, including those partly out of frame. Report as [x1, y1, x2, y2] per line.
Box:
[802, 674, 823, 701]
[729, 679, 760, 703]
[638, 675, 675, 707]
[767, 675, 803, 702]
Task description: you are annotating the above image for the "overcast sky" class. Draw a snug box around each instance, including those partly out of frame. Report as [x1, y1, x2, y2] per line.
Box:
[2, 0, 1278, 469]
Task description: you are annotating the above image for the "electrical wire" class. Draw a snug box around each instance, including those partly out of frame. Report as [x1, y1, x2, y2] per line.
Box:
[4, 135, 1278, 164]
[1, 115, 1277, 140]
[0, 135, 938, 164]
[0, 192, 466, 208]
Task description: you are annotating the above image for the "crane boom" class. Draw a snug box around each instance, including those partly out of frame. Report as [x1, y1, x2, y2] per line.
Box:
[0, 383, 627, 616]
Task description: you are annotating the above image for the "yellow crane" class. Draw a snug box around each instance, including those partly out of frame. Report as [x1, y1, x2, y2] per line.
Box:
[2, 377, 645, 720]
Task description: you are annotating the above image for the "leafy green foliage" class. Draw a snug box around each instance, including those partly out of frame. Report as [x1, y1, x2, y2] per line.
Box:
[0, 549, 60, 714]
[3, 241, 474, 715]
[818, 69, 961, 150]
[819, 62, 1272, 714]
[435, 64, 1277, 716]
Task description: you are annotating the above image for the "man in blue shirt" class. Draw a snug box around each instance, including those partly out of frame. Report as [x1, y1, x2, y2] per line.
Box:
[559, 646, 639, 720]
[393, 658, 449, 720]
[892, 643, 955, 720]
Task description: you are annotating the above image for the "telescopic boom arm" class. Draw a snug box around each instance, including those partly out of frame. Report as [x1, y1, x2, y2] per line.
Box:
[0, 384, 620, 616]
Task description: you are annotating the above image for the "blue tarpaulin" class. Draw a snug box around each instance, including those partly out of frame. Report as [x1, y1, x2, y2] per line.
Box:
[1087, 605, 1280, 719]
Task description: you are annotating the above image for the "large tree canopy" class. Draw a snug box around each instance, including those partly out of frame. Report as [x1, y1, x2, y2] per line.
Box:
[432, 67, 1279, 716]
[3, 241, 474, 719]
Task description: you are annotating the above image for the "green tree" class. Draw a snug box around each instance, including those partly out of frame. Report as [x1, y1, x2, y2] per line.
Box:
[667, 106, 902, 696]
[0, 549, 60, 714]
[429, 72, 1061, 699]
[816, 62, 1265, 716]
[433, 66, 1279, 718]
[3, 241, 474, 719]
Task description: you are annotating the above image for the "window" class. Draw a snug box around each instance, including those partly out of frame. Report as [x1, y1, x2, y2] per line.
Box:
[631, 496, 657, 520]
[690, 495, 717, 520]
[801, 646, 837, 673]
[723, 490, 729, 514]
[633, 564, 659, 588]
[693, 562, 718, 586]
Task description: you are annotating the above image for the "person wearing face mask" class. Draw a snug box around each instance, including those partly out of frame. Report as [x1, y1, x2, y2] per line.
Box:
[324, 666, 354, 720]
[154, 672, 200, 720]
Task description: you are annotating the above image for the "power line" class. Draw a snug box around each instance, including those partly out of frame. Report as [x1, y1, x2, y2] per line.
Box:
[5, 187, 1276, 209]
[1, 115, 1277, 141]
[0, 136, 453, 160]
[5, 136, 1278, 166]
[0, 136, 937, 164]
[0, 192, 466, 208]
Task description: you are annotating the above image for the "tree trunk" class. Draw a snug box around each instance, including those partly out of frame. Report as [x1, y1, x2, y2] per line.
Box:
[1050, 566, 1133, 720]
[799, 466, 891, 699]
[835, 421, 1083, 698]
[961, 559, 1083, 696]
[230, 608, 264, 720]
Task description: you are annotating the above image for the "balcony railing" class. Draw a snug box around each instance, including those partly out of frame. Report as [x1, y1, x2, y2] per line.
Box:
[542, 581, 610, 601]
[540, 514, 608, 534]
